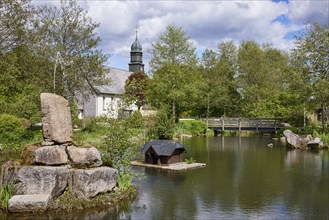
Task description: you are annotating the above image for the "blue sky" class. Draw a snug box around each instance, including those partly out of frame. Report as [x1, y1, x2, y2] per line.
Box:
[34, 0, 328, 73]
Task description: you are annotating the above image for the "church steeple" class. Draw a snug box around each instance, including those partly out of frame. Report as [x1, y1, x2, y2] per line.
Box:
[129, 28, 144, 73]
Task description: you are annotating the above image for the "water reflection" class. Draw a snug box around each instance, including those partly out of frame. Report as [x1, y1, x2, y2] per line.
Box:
[1, 137, 328, 219]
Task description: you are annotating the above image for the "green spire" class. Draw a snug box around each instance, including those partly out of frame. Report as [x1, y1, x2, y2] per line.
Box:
[131, 28, 142, 52]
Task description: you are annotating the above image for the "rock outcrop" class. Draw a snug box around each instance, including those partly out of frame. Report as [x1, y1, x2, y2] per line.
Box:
[2, 93, 119, 213]
[283, 129, 325, 149]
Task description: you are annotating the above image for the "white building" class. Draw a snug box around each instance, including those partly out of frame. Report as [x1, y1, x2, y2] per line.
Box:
[78, 33, 144, 119]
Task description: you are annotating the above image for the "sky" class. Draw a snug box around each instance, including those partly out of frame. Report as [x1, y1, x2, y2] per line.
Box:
[35, 0, 329, 73]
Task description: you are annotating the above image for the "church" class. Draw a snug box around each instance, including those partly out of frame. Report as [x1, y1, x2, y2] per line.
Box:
[78, 33, 145, 119]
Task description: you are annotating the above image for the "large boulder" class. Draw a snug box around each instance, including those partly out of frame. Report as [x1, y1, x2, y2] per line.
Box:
[15, 166, 69, 198]
[41, 93, 72, 144]
[283, 130, 312, 149]
[67, 145, 102, 168]
[8, 194, 50, 213]
[307, 137, 325, 149]
[69, 167, 117, 199]
[21, 144, 68, 166]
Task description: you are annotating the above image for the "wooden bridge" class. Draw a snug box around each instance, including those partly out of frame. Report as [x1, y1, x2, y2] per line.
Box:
[205, 118, 283, 132]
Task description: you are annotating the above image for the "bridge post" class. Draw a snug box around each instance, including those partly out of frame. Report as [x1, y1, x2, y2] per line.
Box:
[256, 118, 259, 132]
[221, 119, 224, 131]
[238, 119, 241, 132]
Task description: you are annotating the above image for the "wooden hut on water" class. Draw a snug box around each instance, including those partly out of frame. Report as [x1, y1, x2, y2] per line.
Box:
[141, 140, 186, 166]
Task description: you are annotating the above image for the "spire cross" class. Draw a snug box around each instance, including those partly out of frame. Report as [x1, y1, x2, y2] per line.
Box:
[135, 25, 139, 39]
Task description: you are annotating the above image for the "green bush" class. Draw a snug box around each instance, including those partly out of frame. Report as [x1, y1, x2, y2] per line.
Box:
[0, 114, 27, 143]
[125, 111, 144, 129]
[146, 109, 174, 140]
[177, 120, 207, 136]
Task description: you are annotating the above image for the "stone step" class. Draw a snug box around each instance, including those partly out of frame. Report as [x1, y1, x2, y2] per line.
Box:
[8, 194, 51, 213]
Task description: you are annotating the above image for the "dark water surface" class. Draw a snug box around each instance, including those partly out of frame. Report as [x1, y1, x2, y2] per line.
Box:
[2, 136, 329, 219]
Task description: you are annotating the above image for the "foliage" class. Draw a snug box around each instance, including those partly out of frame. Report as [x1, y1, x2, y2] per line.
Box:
[117, 171, 133, 191]
[100, 119, 141, 190]
[184, 157, 196, 164]
[0, 114, 28, 143]
[147, 25, 199, 121]
[124, 72, 149, 109]
[124, 110, 144, 129]
[0, 182, 15, 211]
[177, 120, 207, 136]
[146, 108, 174, 140]
[0, 0, 34, 53]
[32, 0, 108, 99]
[293, 23, 329, 130]
[148, 24, 197, 72]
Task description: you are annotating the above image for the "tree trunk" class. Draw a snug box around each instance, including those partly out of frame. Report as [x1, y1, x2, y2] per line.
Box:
[172, 100, 176, 125]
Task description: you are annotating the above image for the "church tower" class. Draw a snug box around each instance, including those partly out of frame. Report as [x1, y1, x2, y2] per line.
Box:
[129, 30, 144, 73]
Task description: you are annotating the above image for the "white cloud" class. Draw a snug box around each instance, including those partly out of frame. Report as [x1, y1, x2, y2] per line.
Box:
[288, 0, 329, 25]
[33, 1, 327, 71]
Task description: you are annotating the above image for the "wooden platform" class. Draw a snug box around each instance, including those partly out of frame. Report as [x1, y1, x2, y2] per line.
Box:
[131, 161, 206, 171]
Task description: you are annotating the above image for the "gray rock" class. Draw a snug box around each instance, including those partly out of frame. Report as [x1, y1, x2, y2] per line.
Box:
[41, 93, 73, 144]
[69, 167, 117, 199]
[283, 130, 311, 149]
[307, 137, 324, 149]
[15, 166, 69, 198]
[41, 140, 55, 146]
[67, 145, 102, 168]
[9, 194, 50, 213]
[21, 145, 68, 166]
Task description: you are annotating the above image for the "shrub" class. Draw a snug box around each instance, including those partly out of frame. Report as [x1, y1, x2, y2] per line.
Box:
[177, 120, 207, 136]
[0, 114, 28, 144]
[125, 111, 144, 129]
[146, 109, 174, 140]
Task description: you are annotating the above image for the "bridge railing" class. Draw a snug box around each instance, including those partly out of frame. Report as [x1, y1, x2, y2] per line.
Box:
[205, 118, 283, 131]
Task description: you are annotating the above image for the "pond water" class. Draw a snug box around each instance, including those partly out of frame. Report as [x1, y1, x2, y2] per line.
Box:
[2, 136, 329, 219]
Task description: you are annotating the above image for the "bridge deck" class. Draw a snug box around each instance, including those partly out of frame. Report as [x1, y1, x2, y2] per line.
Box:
[205, 118, 282, 132]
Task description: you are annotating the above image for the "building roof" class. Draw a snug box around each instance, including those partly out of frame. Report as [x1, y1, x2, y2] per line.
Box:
[141, 139, 186, 156]
[131, 36, 142, 52]
[95, 68, 132, 95]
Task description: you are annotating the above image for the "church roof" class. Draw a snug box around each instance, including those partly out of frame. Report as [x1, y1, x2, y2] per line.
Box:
[94, 68, 132, 95]
[131, 36, 142, 52]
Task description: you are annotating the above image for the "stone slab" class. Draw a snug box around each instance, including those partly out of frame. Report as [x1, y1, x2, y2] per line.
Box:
[8, 194, 51, 213]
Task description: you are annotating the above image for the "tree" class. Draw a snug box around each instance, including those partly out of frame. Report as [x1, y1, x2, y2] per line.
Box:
[124, 72, 149, 110]
[0, 0, 34, 53]
[293, 23, 329, 130]
[32, 0, 108, 99]
[148, 24, 197, 72]
[237, 41, 289, 117]
[148, 25, 199, 121]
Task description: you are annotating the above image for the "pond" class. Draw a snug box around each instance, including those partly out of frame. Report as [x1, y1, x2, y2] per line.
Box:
[2, 136, 329, 219]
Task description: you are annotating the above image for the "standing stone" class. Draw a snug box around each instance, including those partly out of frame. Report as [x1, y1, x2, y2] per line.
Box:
[41, 93, 72, 144]
[15, 166, 69, 198]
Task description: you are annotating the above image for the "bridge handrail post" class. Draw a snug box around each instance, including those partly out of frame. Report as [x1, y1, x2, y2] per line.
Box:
[221, 118, 224, 131]
[238, 118, 241, 131]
